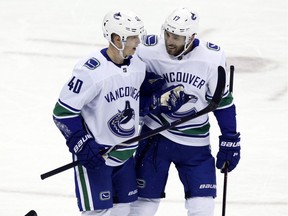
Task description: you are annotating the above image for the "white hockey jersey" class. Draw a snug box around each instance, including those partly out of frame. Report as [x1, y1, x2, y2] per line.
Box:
[54, 48, 146, 166]
[137, 38, 229, 146]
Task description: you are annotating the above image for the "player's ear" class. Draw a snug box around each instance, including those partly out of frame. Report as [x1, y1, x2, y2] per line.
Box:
[187, 34, 196, 44]
[111, 33, 122, 48]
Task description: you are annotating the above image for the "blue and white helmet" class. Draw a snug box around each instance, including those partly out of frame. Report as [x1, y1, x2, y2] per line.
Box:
[162, 8, 199, 56]
[102, 10, 145, 43]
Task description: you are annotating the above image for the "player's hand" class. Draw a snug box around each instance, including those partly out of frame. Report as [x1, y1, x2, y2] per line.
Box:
[67, 131, 105, 169]
[151, 84, 189, 114]
[216, 133, 241, 172]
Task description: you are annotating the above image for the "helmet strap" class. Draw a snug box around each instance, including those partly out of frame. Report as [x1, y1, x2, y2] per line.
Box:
[110, 40, 129, 59]
[175, 38, 193, 59]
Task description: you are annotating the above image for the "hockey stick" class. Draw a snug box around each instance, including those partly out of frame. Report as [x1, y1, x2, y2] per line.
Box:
[221, 65, 235, 216]
[25, 210, 37, 216]
[229, 65, 234, 93]
[222, 163, 229, 216]
[40, 66, 226, 180]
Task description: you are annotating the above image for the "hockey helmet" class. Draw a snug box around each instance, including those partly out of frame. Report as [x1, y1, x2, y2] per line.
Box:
[102, 10, 145, 43]
[162, 7, 199, 46]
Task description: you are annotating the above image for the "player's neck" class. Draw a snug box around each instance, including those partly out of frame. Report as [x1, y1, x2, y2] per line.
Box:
[182, 41, 194, 56]
[106, 46, 124, 64]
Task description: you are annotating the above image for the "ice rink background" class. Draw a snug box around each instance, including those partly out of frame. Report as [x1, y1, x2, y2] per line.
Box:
[0, 0, 287, 215]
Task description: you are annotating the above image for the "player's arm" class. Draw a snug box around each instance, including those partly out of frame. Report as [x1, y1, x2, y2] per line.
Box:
[53, 72, 105, 169]
[212, 65, 241, 173]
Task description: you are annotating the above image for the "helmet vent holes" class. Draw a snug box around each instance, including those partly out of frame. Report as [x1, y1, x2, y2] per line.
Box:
[102, 10, 145, 44]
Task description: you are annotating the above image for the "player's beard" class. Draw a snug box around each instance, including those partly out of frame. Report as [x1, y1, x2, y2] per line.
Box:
[165, 43, 185, 57]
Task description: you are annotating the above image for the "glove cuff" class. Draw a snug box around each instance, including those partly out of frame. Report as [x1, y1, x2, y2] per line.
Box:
[219, 132, 240, 149]
[67, 130, 93, 154]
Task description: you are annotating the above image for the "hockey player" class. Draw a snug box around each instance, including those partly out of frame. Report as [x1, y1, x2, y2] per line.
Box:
[52, 10, 187, 216]
[129, 8, 241, 216]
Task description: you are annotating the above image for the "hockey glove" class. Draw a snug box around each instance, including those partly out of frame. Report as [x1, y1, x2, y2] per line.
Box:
[67, 131, 105, 169]
[150, 84, 188, 114]
[140, 72, 166, 95]
[216, 133, 241, 172]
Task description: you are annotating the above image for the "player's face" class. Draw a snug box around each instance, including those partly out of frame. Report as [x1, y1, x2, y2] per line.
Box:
[164, 30, 186, 56]
[123, 35, 141, 57]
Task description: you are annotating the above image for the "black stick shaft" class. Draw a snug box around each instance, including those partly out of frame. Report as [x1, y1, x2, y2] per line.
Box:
[229, 65, 234, 93]
[222, 65, 235, 216]
[41, 66, 226, 180]
[41, 161, 79, 180]
[222, 164, 228, 216]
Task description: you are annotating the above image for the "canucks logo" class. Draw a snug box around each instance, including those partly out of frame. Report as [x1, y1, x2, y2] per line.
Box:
[108, 101, 135, 137]
[84, 57, 100, 70]
[136, 179, 146, 189]
[143, 35, 158, 46]
[166, 94, 198, 119]
[99, 191, 110, 201]
[113, 12, 121, 20]
[207, 42, 220, 51]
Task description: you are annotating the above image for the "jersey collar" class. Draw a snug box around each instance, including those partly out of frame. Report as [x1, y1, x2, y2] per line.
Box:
[101, 48, 132, 67]
[191, 38, 200, 50]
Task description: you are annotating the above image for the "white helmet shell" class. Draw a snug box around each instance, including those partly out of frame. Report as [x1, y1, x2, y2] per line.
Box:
[102, 10, 145, 43]
[162, 7, 199, 42]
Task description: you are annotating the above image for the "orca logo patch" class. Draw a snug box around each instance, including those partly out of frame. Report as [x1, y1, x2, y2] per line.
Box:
[108, 101, 135, 137]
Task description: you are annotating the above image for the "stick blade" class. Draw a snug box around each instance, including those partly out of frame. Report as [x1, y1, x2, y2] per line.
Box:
[25, 210, 37, 216]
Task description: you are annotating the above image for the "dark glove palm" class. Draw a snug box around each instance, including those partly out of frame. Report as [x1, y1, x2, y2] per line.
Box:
[76, 140, 105, 169]
[67, 131, 105, 169]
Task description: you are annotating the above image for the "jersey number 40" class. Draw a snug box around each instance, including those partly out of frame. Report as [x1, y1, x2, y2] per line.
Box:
[68, 76, 83, 94]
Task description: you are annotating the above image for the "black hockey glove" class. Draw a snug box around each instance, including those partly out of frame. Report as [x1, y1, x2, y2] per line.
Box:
[216, 133, 241, 172]
[67, 131, 105, 169]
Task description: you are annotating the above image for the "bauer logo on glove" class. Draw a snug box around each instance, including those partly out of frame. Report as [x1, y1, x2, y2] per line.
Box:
[220, 140, 240, 148]
[73, 134, 93, 153]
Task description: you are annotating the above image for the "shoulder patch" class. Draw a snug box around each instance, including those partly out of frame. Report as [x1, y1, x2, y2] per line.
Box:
[143, 35, 158, 46]
[206, 42, 220, 51]
[84, 57, 100, 70]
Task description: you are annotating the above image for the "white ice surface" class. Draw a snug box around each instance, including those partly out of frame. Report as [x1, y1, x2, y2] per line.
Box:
[0, 0, 287, 215]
